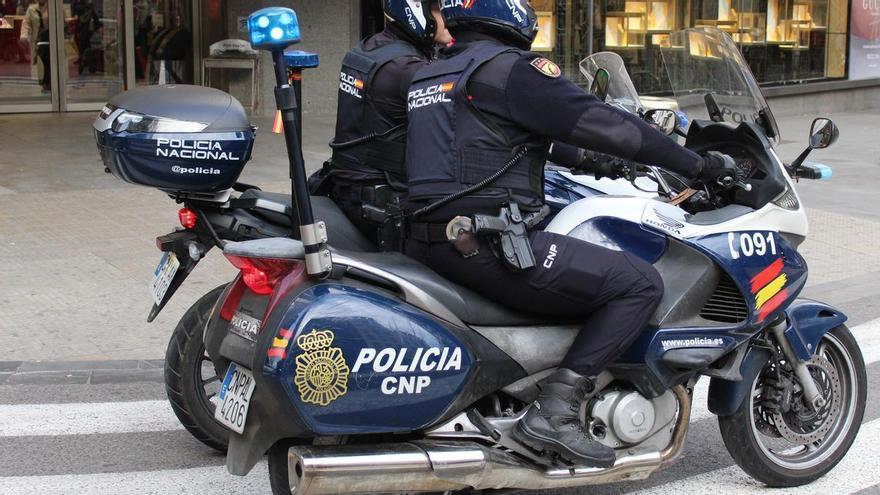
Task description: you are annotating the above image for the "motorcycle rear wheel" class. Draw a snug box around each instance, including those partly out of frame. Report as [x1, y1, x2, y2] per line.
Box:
[164, 284, 230, 452]
[718, 325, 866, 487]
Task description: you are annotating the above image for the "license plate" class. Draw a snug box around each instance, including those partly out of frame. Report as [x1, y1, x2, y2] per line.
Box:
[214, 363, 256, 434]
[148, 252, 180, 306]
[228, 311, 261, 342]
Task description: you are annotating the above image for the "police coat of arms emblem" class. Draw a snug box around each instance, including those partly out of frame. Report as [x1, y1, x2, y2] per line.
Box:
[293, 329, 349, 406]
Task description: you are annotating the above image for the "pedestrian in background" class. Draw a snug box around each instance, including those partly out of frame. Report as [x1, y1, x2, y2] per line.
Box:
[19, 0, 49, 91]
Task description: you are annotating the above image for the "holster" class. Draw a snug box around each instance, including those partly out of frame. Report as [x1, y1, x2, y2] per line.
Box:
[470, 203, 548, 272]
[360, 184, 406, 252]
[307, 160, 335, 196]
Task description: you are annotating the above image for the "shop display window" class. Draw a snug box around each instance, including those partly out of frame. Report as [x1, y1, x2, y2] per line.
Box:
[550, 0, 847, 91]
[604, 0, 678, 48]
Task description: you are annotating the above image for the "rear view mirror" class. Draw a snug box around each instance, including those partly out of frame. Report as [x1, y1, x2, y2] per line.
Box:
[590, 68, 610, 102]
[644, 108, 678, 135]
[809, 118, 838, 149]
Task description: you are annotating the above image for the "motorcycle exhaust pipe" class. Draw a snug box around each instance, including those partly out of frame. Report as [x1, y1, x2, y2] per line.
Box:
[289, 386, 690, 495]
[289, 442, 478, 494]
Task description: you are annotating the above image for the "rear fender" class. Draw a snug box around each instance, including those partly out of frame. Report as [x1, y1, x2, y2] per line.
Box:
[707, 298, 847, 416]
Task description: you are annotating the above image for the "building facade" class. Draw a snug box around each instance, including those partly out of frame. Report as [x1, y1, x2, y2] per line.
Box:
[0, 0, 361, 114]
[0, 0, 877, 115]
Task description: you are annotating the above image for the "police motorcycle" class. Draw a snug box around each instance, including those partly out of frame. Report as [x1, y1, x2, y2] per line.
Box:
[96, 7, 865, 493]
[92, 30, 632, 454]
[91, 83, 623, 453]
[193, 15, 864, 495]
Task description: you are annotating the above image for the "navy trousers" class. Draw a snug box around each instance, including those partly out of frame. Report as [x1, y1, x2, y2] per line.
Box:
[406, 230, 664, 376]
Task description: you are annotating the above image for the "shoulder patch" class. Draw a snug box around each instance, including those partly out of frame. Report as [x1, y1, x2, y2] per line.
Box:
[529, 57, 561, 78]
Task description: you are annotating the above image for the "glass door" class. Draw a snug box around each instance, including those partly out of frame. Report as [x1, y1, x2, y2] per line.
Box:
[56, 0, 125, 110]
[132, 0, 194, 86]
[0, 0, 196, 113]
[0, 0, 57, 111]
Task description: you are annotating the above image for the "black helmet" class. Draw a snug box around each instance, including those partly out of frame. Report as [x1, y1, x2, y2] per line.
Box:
[440, 0, 538, 50]
[384, 0, 438, 45]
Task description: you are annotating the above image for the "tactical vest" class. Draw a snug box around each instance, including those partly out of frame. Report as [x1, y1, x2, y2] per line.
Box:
[405, 41, 550, 215]
[330, 40, 424, 183]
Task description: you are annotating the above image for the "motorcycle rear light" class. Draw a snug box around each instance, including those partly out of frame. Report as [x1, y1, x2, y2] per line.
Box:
[223, 255, 299, 295]
[178, 208, 198, 229]
[219, 277, 246, 321]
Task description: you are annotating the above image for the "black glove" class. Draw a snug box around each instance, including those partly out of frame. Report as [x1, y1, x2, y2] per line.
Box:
[580, 150, 629, 180]
[697, 151, 737, 185]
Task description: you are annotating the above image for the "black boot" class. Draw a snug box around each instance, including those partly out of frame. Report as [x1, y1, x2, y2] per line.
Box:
[514, 368, 616, 468]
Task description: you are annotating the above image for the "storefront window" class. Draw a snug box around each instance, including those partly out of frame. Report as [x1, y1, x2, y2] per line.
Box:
[133, 0, 193, 85]
[550, 0, 848, 91]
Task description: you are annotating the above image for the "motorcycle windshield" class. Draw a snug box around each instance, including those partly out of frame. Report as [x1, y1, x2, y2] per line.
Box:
[579, 51, 644, 115]
[659, 28, 780, 141]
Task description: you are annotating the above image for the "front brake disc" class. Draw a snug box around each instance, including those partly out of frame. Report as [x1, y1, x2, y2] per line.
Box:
[771, 355, 841, 444]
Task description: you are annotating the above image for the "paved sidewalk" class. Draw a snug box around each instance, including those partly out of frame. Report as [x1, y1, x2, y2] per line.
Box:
[0, 109, 878, 361]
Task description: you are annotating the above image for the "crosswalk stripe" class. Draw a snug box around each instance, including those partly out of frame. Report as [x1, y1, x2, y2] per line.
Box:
[630, 417, 880, 495]
[0, 462, 270, 494]
[689, 317, 880, 423]
[0, 400, 182, 437]
[0, 320, 875, 438]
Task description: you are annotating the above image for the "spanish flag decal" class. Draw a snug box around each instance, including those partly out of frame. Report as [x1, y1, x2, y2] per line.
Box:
[751, 258, 788, 322]
[268, 328, 294, 359]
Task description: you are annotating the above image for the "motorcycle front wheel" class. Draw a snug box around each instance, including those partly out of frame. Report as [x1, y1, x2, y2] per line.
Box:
[164, 284, 230, 452]
[719, 325, 866, 487]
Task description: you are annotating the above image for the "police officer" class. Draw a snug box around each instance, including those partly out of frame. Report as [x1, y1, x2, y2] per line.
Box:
[313, 0, 452, 250]
[404, 1, 737, 467]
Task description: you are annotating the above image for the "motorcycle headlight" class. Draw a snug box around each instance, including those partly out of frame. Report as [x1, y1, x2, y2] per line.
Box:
[111, 111, 208, 133]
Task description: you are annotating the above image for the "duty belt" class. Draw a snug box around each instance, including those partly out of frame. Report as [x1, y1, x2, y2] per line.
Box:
[332, 182, 387, 205]
[408, 222, 451, 244]
[410, 204, 551, 271]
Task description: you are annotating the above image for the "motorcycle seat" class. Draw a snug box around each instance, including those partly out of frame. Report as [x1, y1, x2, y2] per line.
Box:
[242, 190, 566, 327]
[238, 189, 378, 253]
[334, 249, 571, 327]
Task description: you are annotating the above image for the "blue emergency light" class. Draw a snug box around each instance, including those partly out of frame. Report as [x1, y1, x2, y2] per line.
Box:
[248, 7, 301, 48]
[284, 50, 319, 69]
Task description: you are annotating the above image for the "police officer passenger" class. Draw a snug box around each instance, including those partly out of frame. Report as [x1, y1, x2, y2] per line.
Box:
[404, 1, 737, 467]
[314, 0, 452, 250]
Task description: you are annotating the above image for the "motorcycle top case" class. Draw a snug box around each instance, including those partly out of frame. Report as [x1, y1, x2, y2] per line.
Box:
[93, 85, 255, 194]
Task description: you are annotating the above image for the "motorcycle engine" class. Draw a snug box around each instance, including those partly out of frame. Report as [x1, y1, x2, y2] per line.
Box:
[589, 389, 678, 448]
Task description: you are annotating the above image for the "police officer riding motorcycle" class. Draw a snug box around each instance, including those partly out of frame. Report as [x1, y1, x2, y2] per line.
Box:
[404, 0, 738, 467]
[311, 0, 452, 251]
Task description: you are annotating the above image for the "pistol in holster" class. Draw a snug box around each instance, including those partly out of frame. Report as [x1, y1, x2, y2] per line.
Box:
[361, 184, 406, 252]
[447, 203, 549, 272]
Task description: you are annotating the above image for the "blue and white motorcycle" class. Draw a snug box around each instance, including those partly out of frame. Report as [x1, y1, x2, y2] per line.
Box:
[196, 17, 867, 495]
[95, 8, 866, 494]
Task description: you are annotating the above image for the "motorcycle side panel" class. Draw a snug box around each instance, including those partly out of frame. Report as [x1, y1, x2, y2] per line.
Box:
[618, 230, 807, 388]
[685, 231, 808, 327]
[568, 217, 668, 263]
[782, 298, 847, 360]
[261, 284, 474, 435]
